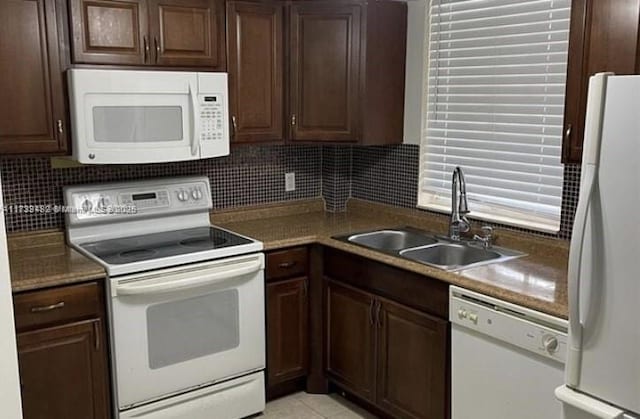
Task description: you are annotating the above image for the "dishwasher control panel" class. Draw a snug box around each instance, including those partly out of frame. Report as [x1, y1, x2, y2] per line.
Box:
[449, 286, 568, 363]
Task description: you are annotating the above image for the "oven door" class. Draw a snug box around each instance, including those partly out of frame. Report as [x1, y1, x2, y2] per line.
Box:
[109, 253, 265, 410]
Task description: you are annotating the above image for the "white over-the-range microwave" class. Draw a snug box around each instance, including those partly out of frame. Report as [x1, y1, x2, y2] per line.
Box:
[67, 69, 230, 164]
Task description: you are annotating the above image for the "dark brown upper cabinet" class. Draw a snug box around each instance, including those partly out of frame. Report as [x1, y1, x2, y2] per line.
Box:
[563, 0, 640, 163]
[288, 1, 407, 144]
[148, 0, 225, 67]
[0, 0, 68, 154]
[289, 2, 361, 142]
[69, 0, 148, 65]
[70, 0, 225, 69]
[227, 1, 284, 143]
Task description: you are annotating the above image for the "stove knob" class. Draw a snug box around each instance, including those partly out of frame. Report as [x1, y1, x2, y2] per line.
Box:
[177, 190, 188, 202]
[543, 335, 559, 354]
[191, 188, 203, 200]
[81, 199, 93, 213]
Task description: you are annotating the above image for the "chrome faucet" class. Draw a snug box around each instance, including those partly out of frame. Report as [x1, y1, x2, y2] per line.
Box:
[449, 167, 470, 241]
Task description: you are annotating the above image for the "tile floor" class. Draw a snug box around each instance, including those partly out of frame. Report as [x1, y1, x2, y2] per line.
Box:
[260, 392, 378, 419]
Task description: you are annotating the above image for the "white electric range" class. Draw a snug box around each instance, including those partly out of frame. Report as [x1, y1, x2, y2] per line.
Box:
[64, 176, 265, 419]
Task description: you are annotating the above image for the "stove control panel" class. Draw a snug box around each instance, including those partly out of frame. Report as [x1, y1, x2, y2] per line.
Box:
[65, 178, 212, 221]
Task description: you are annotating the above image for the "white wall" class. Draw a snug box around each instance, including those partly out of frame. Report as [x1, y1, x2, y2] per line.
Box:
[403, 0, 428, 145]
[0, 176, 23, 419]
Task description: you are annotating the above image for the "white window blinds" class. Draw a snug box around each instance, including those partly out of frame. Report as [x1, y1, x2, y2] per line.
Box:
[419, 0, 570, 233]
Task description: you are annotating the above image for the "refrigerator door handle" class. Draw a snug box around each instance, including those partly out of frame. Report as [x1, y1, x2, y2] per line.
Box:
[568, 165, 596, 344]
[566, 73, 610, 386]
[555, 386, 625, 419]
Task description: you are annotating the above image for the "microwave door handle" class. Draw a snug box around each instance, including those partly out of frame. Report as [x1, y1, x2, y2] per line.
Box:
[114, 259, 262, 296]
[189, 82, 200, 157]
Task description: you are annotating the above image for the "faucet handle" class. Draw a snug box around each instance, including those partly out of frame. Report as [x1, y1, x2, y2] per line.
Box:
[481, 225, 493, 237]
[473, 225, 493, 248]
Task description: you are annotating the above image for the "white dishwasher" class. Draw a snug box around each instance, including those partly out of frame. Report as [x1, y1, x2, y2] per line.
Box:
[450, 286, 568, 419]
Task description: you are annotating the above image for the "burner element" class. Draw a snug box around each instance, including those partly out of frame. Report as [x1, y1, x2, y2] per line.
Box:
[180, 237, 227, 248]
[120, 249, 158, 259]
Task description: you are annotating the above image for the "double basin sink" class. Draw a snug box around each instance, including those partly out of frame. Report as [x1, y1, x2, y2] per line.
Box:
[335, 227, 524, 272]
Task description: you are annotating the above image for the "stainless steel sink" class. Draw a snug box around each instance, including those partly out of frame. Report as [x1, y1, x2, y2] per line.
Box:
[334, 227, 525, 272]
[400, 243, 504, 271]
[346, 229, 438, 251]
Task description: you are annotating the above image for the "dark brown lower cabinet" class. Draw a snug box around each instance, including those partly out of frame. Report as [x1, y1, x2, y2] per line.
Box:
[326, 278, 448, 419]
[14, 282, 111, 419]
[326, 280, 376, 402]
[266, 277, 308, 389]
[376, 299, 448, 419]
[17, 319, 110, 419]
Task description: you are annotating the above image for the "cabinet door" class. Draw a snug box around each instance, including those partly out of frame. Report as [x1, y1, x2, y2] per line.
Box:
[0, 0, 67, 153]
[227, 1, 283, 143]
[562, 0, 640, 163]
[148, 0, 225, 68]
[69, 0, 149, 65]
[289, 3, 361, 142]
[266, 277, 308, 386]
[326, 280, 375, 402]
[376, 299, 448, 419]
[17, 319, 111, 419]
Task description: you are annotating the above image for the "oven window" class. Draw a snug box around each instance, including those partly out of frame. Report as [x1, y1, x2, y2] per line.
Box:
[146, 289, 240, 369]
[93, 106, 183, 143]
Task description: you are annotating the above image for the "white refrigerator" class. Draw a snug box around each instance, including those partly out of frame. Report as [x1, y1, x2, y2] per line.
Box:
[0, 177, 23, 418]
[555, 73, 640, 419]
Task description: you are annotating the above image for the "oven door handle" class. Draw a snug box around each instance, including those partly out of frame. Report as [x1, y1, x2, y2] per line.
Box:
[114, 260, 262, 296]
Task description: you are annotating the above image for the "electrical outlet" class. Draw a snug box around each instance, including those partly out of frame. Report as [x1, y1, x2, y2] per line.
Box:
[285, 172, 296, 192]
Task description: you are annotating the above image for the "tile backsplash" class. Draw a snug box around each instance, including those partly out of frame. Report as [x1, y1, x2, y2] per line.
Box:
[349, 144, 580, 240]
[1, 143, 581, 240]
[1, 145, 322, 233]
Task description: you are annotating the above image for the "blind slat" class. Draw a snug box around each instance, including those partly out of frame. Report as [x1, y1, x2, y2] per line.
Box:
[431, 0, 571, 15]
[423, 153, 564, 176]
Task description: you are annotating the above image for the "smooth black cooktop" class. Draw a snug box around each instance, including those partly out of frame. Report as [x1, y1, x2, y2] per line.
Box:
[79, 227, 253, 265]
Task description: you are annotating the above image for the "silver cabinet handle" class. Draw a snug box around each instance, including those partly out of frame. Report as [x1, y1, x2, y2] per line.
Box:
[56, 120, 63, 134]
[278, 261, 296, 269]
[154, 37, 160, 63]
[93, 319, 101, 351]
[369, 299, 375, 325]
[143, 36, 149, 63]
[565, 123, 572, 141]
[30, 301, 65, 313]
[231, 115, 238, 135]
[375, 301, 382, 328]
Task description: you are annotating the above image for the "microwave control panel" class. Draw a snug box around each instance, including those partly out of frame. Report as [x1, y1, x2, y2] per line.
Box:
[199, 95, 224, 142]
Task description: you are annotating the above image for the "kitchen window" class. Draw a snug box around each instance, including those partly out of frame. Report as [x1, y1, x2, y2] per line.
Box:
[419, 0, 570, 233]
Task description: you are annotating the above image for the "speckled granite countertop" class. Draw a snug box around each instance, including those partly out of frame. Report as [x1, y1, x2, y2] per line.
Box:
[214, 199, 569, 318]
[7, 198, 569, 318]
[8, 231, 105, 293]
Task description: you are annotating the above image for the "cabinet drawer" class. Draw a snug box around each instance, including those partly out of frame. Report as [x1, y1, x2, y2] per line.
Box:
[266, 247, 308, 281]
[14, 282, 102, 332]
